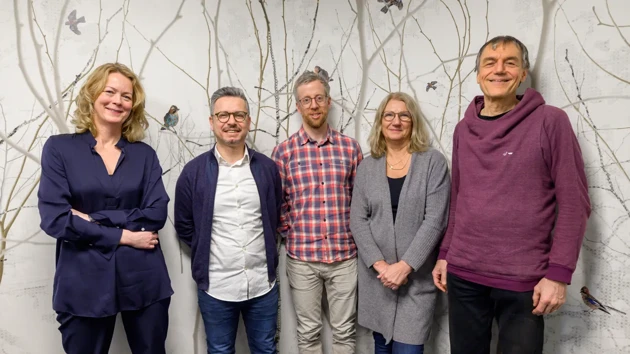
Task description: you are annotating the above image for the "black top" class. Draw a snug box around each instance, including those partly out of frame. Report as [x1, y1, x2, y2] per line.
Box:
[478, 110, 511, 121]
[388, 175, 406, 224]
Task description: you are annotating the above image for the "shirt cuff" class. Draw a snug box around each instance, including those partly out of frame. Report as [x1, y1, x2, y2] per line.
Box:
[545, 264, 573, 284]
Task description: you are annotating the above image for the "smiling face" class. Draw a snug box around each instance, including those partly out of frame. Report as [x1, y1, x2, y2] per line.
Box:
[210, 96, 251, 147]
[476, 41, 528, 101]
[93, 72, 133, 128]
[381, 99, 412, 145]
[296, 80, 331, 131]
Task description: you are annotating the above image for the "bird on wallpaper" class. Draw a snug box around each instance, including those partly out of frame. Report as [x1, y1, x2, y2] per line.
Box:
[378, 0, 403, 14]
[65, 10, 86, 35]
[426, 81, 438, 92]
[314, 66, 333, 82]
[580, 286, 626, 315]
[161, 105, 180, 131]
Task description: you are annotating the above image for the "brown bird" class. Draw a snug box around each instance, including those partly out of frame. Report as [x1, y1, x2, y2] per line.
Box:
[314, 66, 333, 82]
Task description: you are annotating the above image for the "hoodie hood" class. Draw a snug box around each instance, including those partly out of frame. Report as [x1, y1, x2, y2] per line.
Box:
[463, 88, 546, 140]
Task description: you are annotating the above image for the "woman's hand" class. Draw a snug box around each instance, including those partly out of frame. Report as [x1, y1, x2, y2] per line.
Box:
[373, 260, 389, 275]
[70, 208, 90, 222]
[120, 229, 159, 249]
[378, 261, 412, 290]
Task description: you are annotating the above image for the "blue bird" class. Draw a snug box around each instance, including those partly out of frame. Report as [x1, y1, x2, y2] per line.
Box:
[580, 286, 626, 315]
[161, 105, 179, 130]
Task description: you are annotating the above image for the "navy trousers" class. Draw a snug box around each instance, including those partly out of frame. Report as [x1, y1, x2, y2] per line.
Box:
[56, 297, 170, 354]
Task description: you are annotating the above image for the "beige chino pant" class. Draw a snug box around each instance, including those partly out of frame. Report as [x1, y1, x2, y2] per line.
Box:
[286, 257, 358, 354]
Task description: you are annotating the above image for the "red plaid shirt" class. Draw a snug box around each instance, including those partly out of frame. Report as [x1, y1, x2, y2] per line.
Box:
[272, 126, 363, 263]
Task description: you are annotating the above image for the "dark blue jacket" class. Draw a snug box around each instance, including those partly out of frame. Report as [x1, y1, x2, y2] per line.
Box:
[37, 132, 173, 317]
[174, 146, 282, 291]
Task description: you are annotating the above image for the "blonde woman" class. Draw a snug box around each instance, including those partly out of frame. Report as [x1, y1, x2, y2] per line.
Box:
[38, 63, 172, 354]
[350, 92, 450, 353]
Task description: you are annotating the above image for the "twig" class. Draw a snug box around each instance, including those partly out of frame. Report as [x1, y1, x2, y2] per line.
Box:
[592, 5, 630, 28]
[354, 0, 429, 139]
[52, 0, 72, 123]
[13, 0, 68, 133]
[138, 0, 186, 79]
[0, 132, 40, 164]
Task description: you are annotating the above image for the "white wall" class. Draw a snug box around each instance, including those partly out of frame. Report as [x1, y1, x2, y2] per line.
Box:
[0, 0, 629, 353]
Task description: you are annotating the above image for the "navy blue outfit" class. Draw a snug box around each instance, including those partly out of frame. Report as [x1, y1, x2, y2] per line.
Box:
[38, 132, 173, 354]
[174, 146, 282, 354]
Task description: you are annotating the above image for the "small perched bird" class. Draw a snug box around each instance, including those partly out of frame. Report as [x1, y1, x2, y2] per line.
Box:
[65, 10, 86, 35]
[314, 66, 333, 82]
[378, 0, 403, 14]
[580, 286, 626, 315]
[426, 80, 438, 92]
[161, 105, 180, 130]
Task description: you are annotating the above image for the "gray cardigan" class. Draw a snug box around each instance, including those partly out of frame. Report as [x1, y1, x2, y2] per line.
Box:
[350, 148, 450, 345]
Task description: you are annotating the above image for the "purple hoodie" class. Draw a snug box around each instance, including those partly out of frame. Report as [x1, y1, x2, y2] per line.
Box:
[439, 88, 591, 292]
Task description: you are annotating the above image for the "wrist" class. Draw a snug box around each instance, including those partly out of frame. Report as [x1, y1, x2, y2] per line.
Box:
[400, 260, 413, 273]
[119, 230, 129, 245]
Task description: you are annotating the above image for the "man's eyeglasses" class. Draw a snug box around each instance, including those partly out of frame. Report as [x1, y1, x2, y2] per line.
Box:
[298, 95, 327, 107]
[382, 111, 412, 122]
[214, 111, 248, 123]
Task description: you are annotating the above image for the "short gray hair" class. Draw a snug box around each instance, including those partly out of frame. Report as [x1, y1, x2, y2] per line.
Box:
[210, 86, 250, 115]
[474, 35, 530, 72]
[293, 71, 330, 100]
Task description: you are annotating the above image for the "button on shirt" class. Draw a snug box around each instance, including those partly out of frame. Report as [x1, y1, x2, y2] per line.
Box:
[208, 147, 274, 301]
[272, 126, 363, 263]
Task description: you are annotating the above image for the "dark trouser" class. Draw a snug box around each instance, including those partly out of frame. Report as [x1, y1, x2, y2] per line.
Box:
[197, 283, 278, 354]
[373, 332, 424, 354]
[56, 297, 171, 354]
[447, 273, 543, 354]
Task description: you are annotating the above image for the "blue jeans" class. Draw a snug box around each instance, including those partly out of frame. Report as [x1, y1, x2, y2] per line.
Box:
[373, 332, 424, 354]
[197, 284, 278, 354]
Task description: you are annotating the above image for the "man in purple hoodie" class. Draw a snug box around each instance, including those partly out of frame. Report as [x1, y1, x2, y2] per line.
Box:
[432, 36, 591, 353]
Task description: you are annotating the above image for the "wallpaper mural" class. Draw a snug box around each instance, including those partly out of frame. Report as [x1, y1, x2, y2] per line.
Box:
[0, 0, 628, 353]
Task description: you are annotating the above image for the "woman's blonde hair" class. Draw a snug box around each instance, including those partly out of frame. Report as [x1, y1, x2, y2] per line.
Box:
[72, 63, 148, 142]
[368, 92, 430, 158]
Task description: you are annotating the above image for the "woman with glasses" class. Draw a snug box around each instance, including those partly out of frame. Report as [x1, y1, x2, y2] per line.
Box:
[350, 92, 450, 353]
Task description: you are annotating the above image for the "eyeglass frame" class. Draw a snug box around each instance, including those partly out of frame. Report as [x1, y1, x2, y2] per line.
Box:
[213, 111, 249, 123]
[297, 94, 328, 107]
[382, 111, 413, 122]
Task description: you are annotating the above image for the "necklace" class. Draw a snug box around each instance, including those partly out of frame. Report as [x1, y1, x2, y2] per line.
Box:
[386, 154, 411, 170]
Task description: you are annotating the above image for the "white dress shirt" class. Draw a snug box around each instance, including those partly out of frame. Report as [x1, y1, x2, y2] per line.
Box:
[207, 147, 274, 301]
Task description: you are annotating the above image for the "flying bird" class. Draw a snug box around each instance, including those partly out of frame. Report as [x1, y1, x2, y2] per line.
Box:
[580, 286, 626, 315]
[65, 10, 86, 35]
[378, 0, 403, 14]
[426, 81, 438, 92]
[161, 105, 180, 131]
[314, 66, 333, 82]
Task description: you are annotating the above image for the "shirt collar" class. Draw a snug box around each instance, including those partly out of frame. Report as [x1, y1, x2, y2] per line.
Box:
[213, 144, 250, 167]
[79, 131, 128, 149]
[297, 125, 337, 146]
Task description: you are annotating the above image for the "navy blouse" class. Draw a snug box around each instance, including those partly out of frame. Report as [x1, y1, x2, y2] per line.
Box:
[37, 132, 173, 317]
